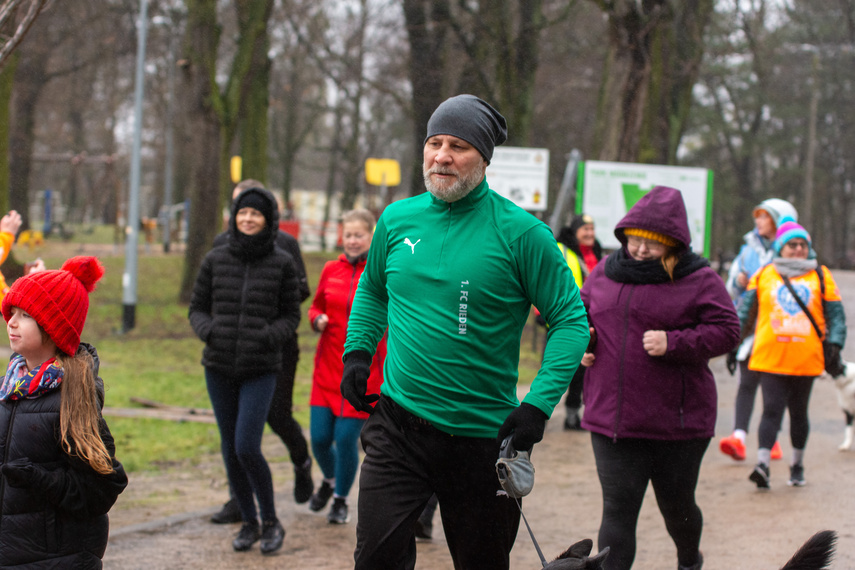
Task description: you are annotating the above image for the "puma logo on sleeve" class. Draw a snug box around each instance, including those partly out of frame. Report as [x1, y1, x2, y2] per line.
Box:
[404, 238, 421, 254]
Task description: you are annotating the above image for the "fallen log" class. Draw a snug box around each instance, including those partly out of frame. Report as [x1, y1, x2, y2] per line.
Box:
[129, 397, 215, 416]
[102, 407, 217, 424]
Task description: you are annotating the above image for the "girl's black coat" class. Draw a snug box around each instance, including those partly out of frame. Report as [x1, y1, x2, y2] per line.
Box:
[0, 343, 128, 568]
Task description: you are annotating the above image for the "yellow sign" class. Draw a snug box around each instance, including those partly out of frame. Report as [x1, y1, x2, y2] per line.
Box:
[365, 158, 401, 186]
[230, 156, 242, 183]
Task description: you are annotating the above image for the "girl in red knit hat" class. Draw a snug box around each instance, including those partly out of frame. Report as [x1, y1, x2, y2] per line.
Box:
[0, 256, 128, 568]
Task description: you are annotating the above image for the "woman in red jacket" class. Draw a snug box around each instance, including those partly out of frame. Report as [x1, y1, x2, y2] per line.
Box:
[307, 209, 385, 525]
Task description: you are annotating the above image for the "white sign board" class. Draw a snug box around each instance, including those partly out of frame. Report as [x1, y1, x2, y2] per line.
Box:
[579, 160, 713, 256]
[485, 147, 550, 211]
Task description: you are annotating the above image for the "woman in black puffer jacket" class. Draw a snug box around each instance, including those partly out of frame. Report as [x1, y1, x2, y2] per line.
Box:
[189, 187, 300, 555]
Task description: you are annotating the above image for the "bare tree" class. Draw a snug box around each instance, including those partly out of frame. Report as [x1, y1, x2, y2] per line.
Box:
[588, 0, 714, 164]
[177, 0, 275, 303]
[0, 0, 51, 69]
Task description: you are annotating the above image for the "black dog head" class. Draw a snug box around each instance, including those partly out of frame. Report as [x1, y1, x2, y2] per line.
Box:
[543, 539, 610, 570]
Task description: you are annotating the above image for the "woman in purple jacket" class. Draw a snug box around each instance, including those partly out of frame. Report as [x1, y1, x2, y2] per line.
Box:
[580, 186, 740, 570]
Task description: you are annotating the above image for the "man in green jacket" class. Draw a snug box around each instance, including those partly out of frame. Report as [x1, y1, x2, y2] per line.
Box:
[341, 94, 589, 569]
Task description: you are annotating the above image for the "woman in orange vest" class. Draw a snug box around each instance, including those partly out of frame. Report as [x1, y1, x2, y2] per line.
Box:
[739, 218, 846, 489]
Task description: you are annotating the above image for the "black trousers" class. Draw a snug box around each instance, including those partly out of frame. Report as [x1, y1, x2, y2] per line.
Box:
[266, 335, 310, 467]
[354, 396, 520, 570]
[564, 364, 585, 409]
[591, 433, 709, 570]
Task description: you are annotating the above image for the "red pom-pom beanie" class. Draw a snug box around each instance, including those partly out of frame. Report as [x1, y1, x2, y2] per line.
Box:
[2, 256, 105, 355]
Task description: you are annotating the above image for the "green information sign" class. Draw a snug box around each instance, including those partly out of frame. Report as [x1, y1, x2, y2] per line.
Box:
[577, 160, 714, 257]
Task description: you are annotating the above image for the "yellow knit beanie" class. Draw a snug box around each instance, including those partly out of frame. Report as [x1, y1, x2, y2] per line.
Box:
[623, 228, 678, 247]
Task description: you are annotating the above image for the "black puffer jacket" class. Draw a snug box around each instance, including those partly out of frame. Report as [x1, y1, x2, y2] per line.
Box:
[189, 187, 302, 377]
[0, 343, 128, 569]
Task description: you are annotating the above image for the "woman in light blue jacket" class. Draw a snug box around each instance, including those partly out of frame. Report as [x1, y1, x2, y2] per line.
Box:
[720, 198, 797, 462]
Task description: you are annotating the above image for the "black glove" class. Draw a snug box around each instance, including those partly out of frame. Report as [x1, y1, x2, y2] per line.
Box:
[726, 351, 737, 376]
[825, 343, 845, 378]
[340, 350, 378, 414]
[2, 457, 36, 488]
[496, 403, 548, 452]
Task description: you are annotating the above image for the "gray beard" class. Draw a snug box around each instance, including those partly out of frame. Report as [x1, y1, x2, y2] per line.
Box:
[423, 164, 484, 203]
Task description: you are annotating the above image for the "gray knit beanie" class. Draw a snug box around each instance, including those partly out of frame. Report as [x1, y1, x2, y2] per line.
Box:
[424, 95, 508, 162]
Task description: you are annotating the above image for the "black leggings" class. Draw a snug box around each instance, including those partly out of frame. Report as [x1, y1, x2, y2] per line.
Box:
[758, 373, 814, 451]
[265, 336, 310, 467]
[591, 433, 709, 570]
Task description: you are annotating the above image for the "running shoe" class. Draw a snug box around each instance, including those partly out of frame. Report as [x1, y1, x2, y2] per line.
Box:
[749, 463, 770, 489]
[788, 463, 806, 487]
[294, 458, 314, 504]
[771, 440, 783, 460]
[309, 480, 334, 512]
[211, 498, 242, 524]
[327, 498, 350, 524]
[260, 519, 285, 555]
[719, 435, 746, 461]
[232, 522, 261, 552]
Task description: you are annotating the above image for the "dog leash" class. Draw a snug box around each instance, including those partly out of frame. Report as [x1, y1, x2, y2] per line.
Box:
[512, 497, 548, 568]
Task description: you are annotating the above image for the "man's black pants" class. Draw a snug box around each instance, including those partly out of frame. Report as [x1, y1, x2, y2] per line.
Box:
[354, 396, 520, 570]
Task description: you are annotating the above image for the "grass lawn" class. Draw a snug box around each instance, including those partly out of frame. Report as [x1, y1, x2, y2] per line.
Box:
[13, 231, 544, 473]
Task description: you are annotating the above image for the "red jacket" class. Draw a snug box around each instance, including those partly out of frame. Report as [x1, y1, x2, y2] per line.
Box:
[308, 254, 385, 418]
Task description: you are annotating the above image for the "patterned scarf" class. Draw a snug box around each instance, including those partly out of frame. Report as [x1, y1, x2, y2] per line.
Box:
[0, 355, 63, 401]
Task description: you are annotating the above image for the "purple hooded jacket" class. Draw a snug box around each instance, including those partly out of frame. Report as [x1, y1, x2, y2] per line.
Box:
[580, 186, 740, 440]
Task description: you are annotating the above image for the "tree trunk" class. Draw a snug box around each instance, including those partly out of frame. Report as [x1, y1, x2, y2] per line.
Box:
[9, 41, 48, 230]
[237, 21, 271, 183]
[0, 53, 14, 216]
[178, 0, 274, 303]
[403, 0, 451, 196]
[591, 0, 713, 164]
[178, 0, 223, 304]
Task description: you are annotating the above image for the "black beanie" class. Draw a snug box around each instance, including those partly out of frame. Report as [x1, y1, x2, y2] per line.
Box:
[234, 188, 275, 226]
[424, 94, 508, 162]
[568, 214, 594, 237]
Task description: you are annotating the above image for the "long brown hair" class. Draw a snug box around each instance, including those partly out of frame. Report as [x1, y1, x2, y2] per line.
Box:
[661, 251, 680, 281]
[55, 350, 113, 475]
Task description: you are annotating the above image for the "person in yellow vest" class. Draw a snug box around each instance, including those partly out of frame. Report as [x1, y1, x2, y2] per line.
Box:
[739, 218, 846, 489]
[555, 214, 603, 430]
[0, 211, 34, 303]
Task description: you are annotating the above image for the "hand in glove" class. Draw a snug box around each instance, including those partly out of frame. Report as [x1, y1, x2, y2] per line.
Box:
[726, 351, 737, 376]
[496, 403, 548, 452]
[2, 457, 35, 488]
[825, 343, 845, 378]
[340, 350, 379, 414]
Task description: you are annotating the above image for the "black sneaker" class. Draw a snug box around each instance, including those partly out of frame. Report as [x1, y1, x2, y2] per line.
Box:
[211, 498, 242, 524]
[260, 519, 285, 555]
[309, 480, 334, 512]
[232, 522, 261, 552]
[563, 415, 585, 431]
[327, 497, 350, 524]
[678, 551, 703, 570]
[294, 458, 314, 504]
[749, 463, 770, 489]
[788, 463, 806, 487]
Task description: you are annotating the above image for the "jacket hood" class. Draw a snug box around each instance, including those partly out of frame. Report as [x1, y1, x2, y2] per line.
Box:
[754, 198, 798, 229]
[614, 186, 691, 251]
[228, 187, 280, 256]
[229, 187, 279, 238]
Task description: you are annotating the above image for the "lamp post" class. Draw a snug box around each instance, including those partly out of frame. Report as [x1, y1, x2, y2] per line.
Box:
[122, 0, 149, 333]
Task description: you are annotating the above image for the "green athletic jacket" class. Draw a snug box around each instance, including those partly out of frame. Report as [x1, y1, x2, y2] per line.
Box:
[344, 178, 589, 437]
